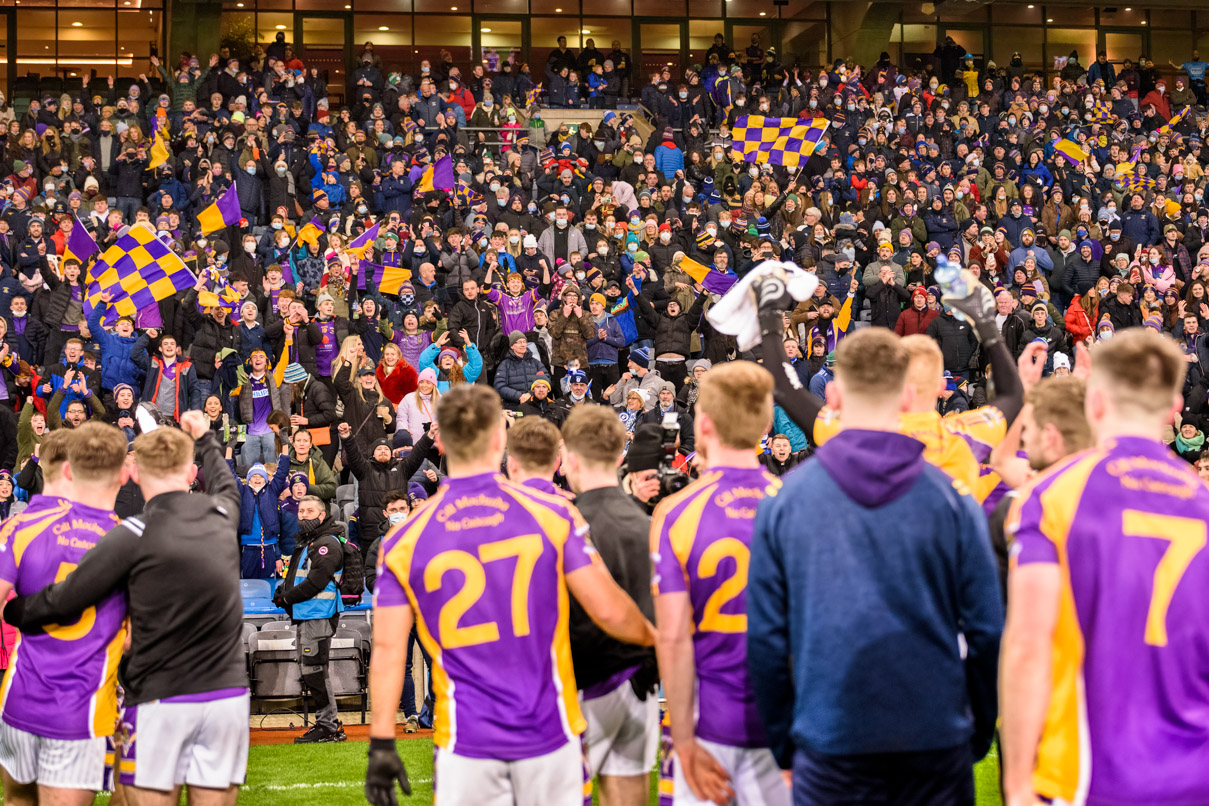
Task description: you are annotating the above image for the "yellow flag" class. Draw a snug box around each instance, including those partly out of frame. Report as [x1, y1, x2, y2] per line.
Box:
[148, 128, 170, 170]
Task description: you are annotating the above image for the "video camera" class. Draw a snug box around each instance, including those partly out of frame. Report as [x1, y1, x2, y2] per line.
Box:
[655, 411, 689, 501]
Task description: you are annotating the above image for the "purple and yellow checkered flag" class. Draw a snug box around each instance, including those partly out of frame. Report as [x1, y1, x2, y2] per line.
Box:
[1115, 171, 1157, 192]
[83, 223, 197, 325]
[732, 115, 830, 169]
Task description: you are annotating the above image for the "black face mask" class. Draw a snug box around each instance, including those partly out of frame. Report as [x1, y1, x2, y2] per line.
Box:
[300, 517, 322, 533]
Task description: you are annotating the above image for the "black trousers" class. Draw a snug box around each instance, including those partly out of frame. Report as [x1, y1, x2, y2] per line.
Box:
[791, 742, 974, 806]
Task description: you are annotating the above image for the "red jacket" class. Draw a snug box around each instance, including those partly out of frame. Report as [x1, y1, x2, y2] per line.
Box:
[1064, 295, 1096, 344]
[376, 360, 418, 406]
[894, 306, 939, 337]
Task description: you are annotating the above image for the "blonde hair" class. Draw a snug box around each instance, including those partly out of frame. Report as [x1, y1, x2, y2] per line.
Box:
[900, 334, 945, 402]
[506, 416, 562, 473]
[835, 329, 911, 400]
[38, 429, 74, 485]
[437, 385, 503, 465]
[67, 422, 129, 485]
[562, 405, 625, 467]
[696, 361, 774, 449]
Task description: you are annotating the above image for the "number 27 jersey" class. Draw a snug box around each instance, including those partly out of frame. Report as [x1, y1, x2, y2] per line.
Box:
[0, 495, 127, 741]
[376, 472, 598, 761]
[1007, 437, 1209, 805]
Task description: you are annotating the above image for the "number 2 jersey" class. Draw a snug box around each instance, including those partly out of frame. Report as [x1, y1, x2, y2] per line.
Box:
[1007, 437, 1209, 805]
[376, 472, 598, 761]
[0, 495, 127, 740]
[650, 466, 782, 749]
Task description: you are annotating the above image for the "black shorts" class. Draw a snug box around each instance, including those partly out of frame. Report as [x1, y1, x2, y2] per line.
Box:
[791, 742, 974, 806]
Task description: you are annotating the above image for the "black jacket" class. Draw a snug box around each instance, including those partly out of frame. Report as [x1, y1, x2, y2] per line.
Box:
[278, 515, 344, 619]
[5, 431, 247, 706]
[926, 312, 979, 372]
[635, 290, 707, 358]
[569, 486, 657, 692]
[183, 289, 241, 382]
[341, 430, 435, 545]
[446, 294, 500, 369]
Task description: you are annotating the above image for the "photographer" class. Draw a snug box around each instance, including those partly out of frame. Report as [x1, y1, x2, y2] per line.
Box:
[619, 421, 692, 513]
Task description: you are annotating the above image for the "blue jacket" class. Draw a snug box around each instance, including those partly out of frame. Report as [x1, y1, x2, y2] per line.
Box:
[419, 342, 483, 393]
[233, 458, 290, 545]
[653, 142, 685, 177]
[808, 366, 832, 399]
[747, 430, 1002, 765]
[1121, 208, 1159, 247]
[86, 302, 144, 394]
[237, 321, 270, 362]
[586, 313, 625, 364]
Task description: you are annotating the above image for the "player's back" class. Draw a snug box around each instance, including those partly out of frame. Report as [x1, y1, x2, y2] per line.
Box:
[1009, 436, 1209, 805]
[0, 495, 125, 740]
[815, 406, 1003, 499]
[651, 466, 781, 748]
[381, 472, 596, 761]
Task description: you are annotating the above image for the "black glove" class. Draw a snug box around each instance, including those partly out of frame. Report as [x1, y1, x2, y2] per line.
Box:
[753, 267, 794, 314]
[945, 277, 1001, 346]
[365, 737, 411, 806]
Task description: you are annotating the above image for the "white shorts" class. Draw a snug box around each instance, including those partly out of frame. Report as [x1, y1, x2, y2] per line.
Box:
[434, 740, 583, 806]
[581, 678, 659, 778]
[119, 689, 250, 792]
[0, 719, 108, 791]
[672, 738, 790, 806]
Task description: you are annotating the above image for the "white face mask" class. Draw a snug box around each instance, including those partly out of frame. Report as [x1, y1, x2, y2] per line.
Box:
[660, 232, 671, 243]
[244, 243, 256, 254]
[509, 235, 519, 244]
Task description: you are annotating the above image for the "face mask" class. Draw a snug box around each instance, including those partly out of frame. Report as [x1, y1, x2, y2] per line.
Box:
[680, 92, 688, 100]
[217, 254, 228, 264]
[1150, 255, 1160, 265]
[246, 166, 256, 176]
[809, 100, 818, 109]
[244, 243, 256, 254]
[547, 212, 556, 222]
[626, 243, 638, 253]
[714, 151, 724, 160]
[556, 218, 568, 228]
[357, 205, 367, 214]
[388, 512, 407, 526]
[197, 238, 207, 248]
[490, 182, 500, 192]
[1111, 231, 1120, 241]
[734, 99, 745, 107]
[660, 232, 671, 243]
[598, 247, 607, 256]
[575, 270, 586, 280]
[706, 226, 717, 237]
[749, 167, 759, 178]
[509, 235, 519, 244]
[271, 221, 283, 231]
[300, 517, 322, 532]
[594, 139, 605, 149]
[1040, 105, 1048, 114]
[277, 238, 289, 249]
[584, 222, 596, 230]
[759, 104, 769, 112]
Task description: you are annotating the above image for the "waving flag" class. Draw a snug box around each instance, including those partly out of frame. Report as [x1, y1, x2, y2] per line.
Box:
[454, 183, 482, 208]
[64, 219, 99, 272]
[359, 259, 411, 295]
[416, 154, 455, 193]
[526, 84, 543, 107]
[347, 222, 379, 258]
[196, 182, 241, 235]
[1116, 171, 1157, 191]
[678, 255, 737, 295]
[732, 115, 830, 169]
[1086, 100, 1115, 125]
[83, 223, 197, 325]
[148, 127, 171, 170]
[1053, 138, 1088, 167]
[297, 216, 324, 248]
[197, 267, 245, 315]
[1157, 106, 1191, 137]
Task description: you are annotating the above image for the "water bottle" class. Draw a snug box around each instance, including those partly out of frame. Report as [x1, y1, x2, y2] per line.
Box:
[933, 255, 968, 299]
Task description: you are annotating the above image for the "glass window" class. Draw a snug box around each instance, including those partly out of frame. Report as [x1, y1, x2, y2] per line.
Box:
[637, 22, 681, 78]
[730, 24, 774, 69]
[992, 27, 1042, 72]
[937, 4, 987, 23]
[255, 0, 292, 10]
[257, 11, 293, 46]
[993, 3, 1039, 25]
[580, 0, 628, 15]
[473, 0, 526, 13]
[782, 19, 825, 68]
[634, 0, 682, 15]
[688, 20, 719, 67]
[59, 9, 118, 75]
[687, 0, 719, 18]
[118, 9, 160, 78]
[17, 9, 55, 67]
[1149, 9, 1191, 29]
[219, 11, 255, 62]
[530, 16, 583, 74]
[413, 13, 471, 74]
[356, 0, 412, 10]
[897, 23, 936, 65]
[1103, 32, 1145, 66]
[780, 0, 823, 20]
[1161, 31, 1195, 65]
[354, 14, 412, 76]
[1045, 28, 1095, 74]
[531, 0, 577, 14]
[1098, 8, 1143, 28]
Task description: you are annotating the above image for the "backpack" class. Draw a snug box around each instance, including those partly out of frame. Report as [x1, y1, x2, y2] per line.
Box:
[335, 534, 365, 604]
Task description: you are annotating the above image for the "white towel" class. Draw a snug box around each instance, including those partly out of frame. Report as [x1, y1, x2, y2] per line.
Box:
[705, 260, 820, 352]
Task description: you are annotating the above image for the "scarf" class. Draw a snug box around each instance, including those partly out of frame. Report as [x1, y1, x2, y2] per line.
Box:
[618, 408, 639, 432]
[161, 358, 178, 380]
[1176, 429, 1205, 453]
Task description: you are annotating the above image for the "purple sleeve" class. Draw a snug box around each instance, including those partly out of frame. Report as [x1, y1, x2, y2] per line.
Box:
[562, 505, 598, 574]
[1006, 489, 1060, 566]
[0, 530, 17, 584]
[373, 531, 411, 607]
[651, 510, 688, 595]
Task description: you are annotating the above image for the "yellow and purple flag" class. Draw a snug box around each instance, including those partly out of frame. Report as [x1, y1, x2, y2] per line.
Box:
[678, 255, 736, 295]
[526, 84, 543, 107]
[297, 216, 324, 248]
[1157, 106, 1191, 137]
[732, 115, 830, 169]
[359, 259, 411, 295]
[83, 223, 197, 325]
[196, 182, 241, 235]
[148, 127, 171, 170]
[1053, 138, 1089, 167]
[64, 218, 99, 272]
[347, 222, 379, 259]
[416, 154, 455, 193]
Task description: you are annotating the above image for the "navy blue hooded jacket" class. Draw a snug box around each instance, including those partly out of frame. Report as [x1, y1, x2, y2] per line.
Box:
[747, 429, 1003, 766]
[232, 457, 290, 545]
[86, 302, 144, 394]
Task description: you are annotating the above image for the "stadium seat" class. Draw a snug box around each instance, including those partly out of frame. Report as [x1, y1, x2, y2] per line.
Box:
[331, 628, 368, 723]
[259, 621, 294, 633]
[336, 484, 355, 509]
[242, 597, 286, 630]
[338, 615, 372, 647]
[240, 622, 257, 651]
[249, 629, 303, 707]
[240, 579, 272, 599]
[342, 502, 356, 525]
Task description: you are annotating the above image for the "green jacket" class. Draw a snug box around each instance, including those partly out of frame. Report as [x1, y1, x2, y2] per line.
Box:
[288, 449, 337, 504]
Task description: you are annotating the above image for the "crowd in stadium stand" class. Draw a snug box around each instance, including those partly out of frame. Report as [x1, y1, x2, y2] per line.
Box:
[3, 32, 1209, 546]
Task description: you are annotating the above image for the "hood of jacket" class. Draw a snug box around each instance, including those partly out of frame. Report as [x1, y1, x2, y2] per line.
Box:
[815, 429, 926, 508]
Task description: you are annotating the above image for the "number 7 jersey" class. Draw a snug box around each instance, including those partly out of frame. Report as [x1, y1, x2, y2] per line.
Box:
[650, 466, 782, 749]
[1007, 436, 1209, 805]
[376, 472, 599, 761]
[0, 495, 127, 741]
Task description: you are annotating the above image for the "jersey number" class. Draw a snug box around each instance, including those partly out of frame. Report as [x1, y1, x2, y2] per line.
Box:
[44, 562, 97, 642]
[696, 538, 749, 634]
[1123, 510, 1207, 647]
[426, 535, 543, 650]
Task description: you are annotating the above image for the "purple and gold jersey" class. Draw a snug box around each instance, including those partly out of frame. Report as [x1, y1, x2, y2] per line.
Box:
[814, 407, 1005, 501]
[1007, 437, 1209, 805]
[0, 495, 127, 741]
[376, 472, 598, 761]
[650, 466, 782, 749]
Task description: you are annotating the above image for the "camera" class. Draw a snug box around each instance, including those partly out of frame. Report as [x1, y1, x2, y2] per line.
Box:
[655, 411, 689, 500]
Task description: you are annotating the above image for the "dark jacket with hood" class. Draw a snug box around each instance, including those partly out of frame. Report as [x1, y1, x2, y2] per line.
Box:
[747, 430, 1003, 768]
[340, 430, 436, 545]
[277, 514, 345, 618]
